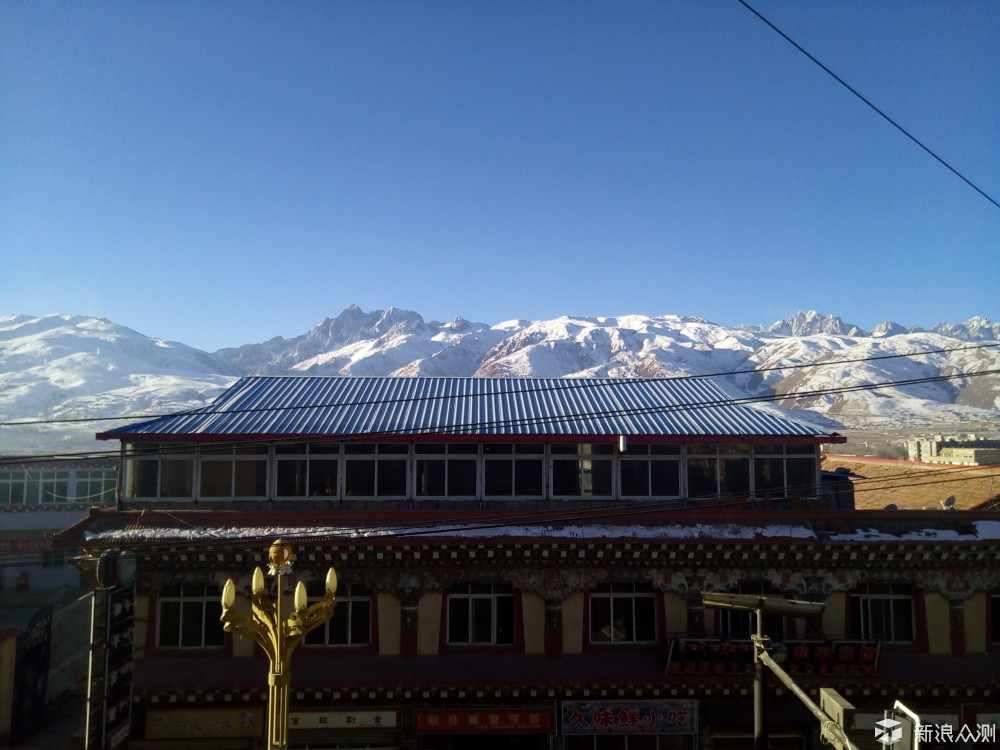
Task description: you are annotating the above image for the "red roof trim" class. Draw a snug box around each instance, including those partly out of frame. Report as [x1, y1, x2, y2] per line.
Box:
[98, 432, 843, 444]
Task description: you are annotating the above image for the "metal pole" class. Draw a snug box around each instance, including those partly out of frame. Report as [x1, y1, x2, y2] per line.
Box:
[753, 610, 768, 750]
[757, 649, 860, 750]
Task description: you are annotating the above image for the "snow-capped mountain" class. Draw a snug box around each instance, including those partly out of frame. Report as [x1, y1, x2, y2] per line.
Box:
[1, 308, 998, 455]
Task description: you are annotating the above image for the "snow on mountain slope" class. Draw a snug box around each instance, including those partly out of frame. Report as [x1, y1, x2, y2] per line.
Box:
[0, 314, 239, 455]
[1, 308, 997, 456]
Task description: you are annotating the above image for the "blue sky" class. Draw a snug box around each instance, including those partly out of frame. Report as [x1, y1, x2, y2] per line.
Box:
[2, 1, 997, 352]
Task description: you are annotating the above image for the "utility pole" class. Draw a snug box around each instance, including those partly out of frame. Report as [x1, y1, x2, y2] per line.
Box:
[220, 540, 337, 750]
[702, 592, 859, 750]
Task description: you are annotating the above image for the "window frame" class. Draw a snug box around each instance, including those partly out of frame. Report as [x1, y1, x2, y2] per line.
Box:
[303, 583, 375, 650]
[155, 584, 226, 650]
[415, 443, 478, 499]
[482, 443, 545, 500]
[444, 583, 520, 649]
[849, 583, 917, 645]
[588, 582, 659, 647]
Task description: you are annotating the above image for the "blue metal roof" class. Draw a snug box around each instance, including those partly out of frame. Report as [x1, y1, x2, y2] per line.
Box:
[99, 376, 836, 440]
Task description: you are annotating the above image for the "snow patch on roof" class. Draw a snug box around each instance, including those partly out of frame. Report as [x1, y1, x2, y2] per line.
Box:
[828, 520, 1000, 542]
[83, 522, 821, 544]
[80, 519, 1000, 545]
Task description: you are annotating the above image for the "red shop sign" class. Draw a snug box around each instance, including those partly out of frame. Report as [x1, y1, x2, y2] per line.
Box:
[415, 709, 553, 733]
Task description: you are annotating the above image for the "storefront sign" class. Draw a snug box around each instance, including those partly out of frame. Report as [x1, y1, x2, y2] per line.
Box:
[290, 709, 400, 730]
[562, 700, 697, 735]
[416, 709, 554, 733]
[145, 707, 263, 739]
[0, 538, 49, 553]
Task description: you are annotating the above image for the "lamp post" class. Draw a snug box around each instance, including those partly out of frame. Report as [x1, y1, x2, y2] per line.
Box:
[220, 540, 337, 750]
[701, 593, 857, 750]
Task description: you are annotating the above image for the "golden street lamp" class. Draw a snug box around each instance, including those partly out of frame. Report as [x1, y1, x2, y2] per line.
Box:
[221, 540, 337, 750]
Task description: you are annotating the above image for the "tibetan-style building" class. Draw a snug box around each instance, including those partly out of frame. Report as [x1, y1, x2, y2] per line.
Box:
[50, 377, 1000, 750]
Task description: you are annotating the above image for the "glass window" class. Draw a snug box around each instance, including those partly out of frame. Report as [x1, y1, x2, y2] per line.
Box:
[719, 457, 751, 497]
[305, 583, 372, 647]
[309, 443, 341, 455]
[484, 444, 543, 498]
[233, 459, 267, 496]
[199, 460, 232, 497]
[552, 443, 614, 455]
[590, 583, 657, 644]
[620, 459, 650, 496]
[553, 457, 612, 497]
[376, 458, 407, 496]
[74, 469, 117, 503]
[200, 445, 267, 498]
[786, 457, 818, 497]
[620, 457, 680, 497]
[686, 457, 718, 498]
[157, 584, 225, 649]
[447, 459, 477, 496]
[754, 457, 786, 497]
[309, 459, 339, 497]
[686, 444, 717, 456]
[416, 459, 446, 496]
[160, 459, 193, 497]
[716, 583, 786, 639]
[786, 444, 816, 455]
[277, 459, 308, 496]
[849, 584, 915, 643]
[344, 459, 376, 496]
[344, 443, 375, 454]
[447, 583, 516, 645]
[125, 459, 159, 498]
[416, 446, 477, 498]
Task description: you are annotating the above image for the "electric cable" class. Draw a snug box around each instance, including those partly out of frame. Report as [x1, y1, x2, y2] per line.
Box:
[737, 0, 1000, 209]
[1, 365, 998, 467]
[0, 341, 996, 429]
[4, 456, 995, 572]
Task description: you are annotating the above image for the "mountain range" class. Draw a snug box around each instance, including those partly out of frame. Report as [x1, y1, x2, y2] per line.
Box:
[2, 307, 998, 456]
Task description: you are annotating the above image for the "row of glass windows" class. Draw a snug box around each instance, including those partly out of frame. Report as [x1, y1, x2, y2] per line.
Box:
[154, 582, 924, 650]
[124, 441, 818, 501]
[0, 469, 117, 506]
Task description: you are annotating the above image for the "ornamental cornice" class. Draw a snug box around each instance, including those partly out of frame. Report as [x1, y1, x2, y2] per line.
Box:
[358, 568, 462, 602]
[500, 568, 608, 601]
[903, 568, 1000, 600]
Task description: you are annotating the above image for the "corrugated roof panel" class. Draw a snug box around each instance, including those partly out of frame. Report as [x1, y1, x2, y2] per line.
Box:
[99, 376, 835, 440]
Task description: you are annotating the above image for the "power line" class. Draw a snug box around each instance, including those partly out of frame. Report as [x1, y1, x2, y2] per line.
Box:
[1, 366, 998, 467]
[737, 0, 1000, 209]
[4, 464, 996, 571]
[0, 343, 1000, 444]
[1, 342, 996, 430]
[4, 453, 998, 572]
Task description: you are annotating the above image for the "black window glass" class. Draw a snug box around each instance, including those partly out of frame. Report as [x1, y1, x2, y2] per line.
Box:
[309, 460, 338, 497]
[448, 460, 477, 496]
[687, 457, 717, 498]
[417, 460, 446, 496]
[378, 459, 407, 496]
[277, 459, 307, 496]
[650, 461, 680, 496]
[514, 460, 543, 495]
[345, 460, 376, 496]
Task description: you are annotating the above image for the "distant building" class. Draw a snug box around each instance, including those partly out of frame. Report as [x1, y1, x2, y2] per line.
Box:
[906, 434, 1000, 466]
[0, 459, 116, 744]
[0, 459, 116, 592]
[50, 377, 1000, 750]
